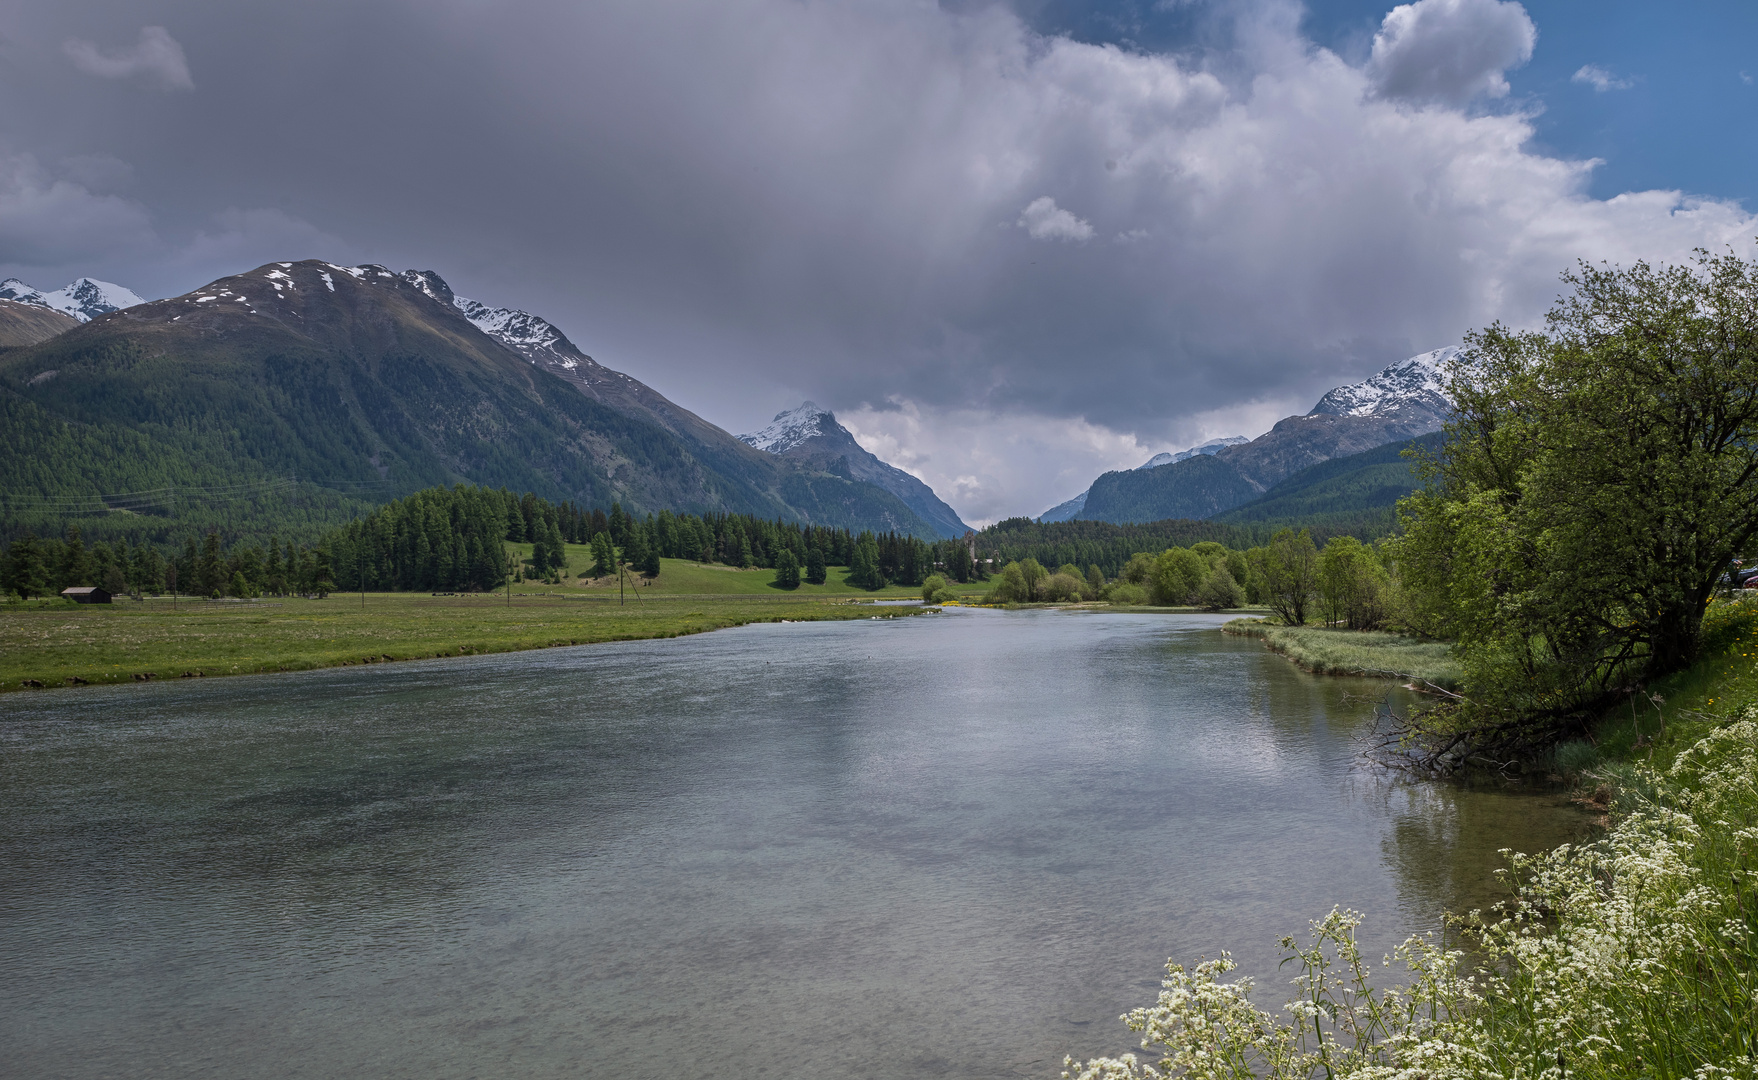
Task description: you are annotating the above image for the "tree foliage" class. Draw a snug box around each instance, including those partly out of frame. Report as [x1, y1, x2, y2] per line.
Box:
[1394, 250, 1758, 757]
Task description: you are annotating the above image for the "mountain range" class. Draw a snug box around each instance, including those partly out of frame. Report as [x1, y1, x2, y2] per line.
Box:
[737, 403, 970, 538]
[0, 261, 948, 540]
[1040, 347, 1458, 526]
[0, 277, 147, 322]
[1039, 436, 1251, 523]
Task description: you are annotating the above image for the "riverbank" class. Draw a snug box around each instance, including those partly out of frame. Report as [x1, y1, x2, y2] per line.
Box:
[1222, 617, 1460, 689]
[0, 592, 926, 693]
[1070, 598, 1758, 1080]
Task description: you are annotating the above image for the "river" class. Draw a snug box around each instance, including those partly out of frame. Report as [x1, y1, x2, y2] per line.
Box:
[0, 608, 1585, 1078]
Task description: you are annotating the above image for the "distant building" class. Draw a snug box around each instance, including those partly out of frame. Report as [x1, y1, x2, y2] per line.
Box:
[61, 587, 111, 604]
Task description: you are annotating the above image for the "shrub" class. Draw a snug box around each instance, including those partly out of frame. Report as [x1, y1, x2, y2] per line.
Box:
[921, 573, 948, 602]
[1040, 572, 1086, 602]
[1552, 738, 1599, 775]
[1193, 566, 1244, 610]
[1104, 582, 1148, 606]
[1068, 716, 1758, 1080]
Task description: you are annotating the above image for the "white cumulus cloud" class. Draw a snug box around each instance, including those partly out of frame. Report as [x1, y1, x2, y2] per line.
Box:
[1369, 0, 1536, 104]
[63, 26, 194, 91]
[1572, 64, 1632, 92]
[1018, 196, 1094, 242]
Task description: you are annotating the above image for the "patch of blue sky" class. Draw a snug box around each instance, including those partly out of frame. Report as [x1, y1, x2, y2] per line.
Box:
[1001, 0, 1758, 208]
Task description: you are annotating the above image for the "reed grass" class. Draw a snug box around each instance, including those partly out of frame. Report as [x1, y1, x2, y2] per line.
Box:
[1223, 617, 1460, 689]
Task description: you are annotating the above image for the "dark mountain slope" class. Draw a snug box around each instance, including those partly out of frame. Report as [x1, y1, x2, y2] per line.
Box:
[401, 269, 942, 539]
[1078, 399, 1444, 524]
[0, 300, 78, 347]
[1211, 431, 1443, 535]
[0, 261, 938, 538]
[738, 402, 971, 539]
[1080, 454, 1262, 525]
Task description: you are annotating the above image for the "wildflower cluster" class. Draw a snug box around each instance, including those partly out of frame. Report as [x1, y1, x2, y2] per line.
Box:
[1068, 715, 1758, 1079]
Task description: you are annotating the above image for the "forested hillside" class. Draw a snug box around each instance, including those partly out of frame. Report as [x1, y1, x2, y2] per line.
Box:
[0, 484, 987, 599]
[0, 261, 941, 545]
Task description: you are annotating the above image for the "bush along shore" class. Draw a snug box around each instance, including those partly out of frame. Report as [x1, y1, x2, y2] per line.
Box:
[1065, 618, 1758, 1080]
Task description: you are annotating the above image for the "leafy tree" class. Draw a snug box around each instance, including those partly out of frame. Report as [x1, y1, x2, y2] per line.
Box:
[1121, 552, 1157, 585]
[986, 561, 1029, 603]
[1317, 536, 1389, 630]
[921, 572, 949, 602]
[805, 546, 827, 585]
[1250, 528, 1318, 625]
[772, 548, 801, 588]
[1194, 565, 1245, 610]
[1396, 250, 1758, 752]
[1086, 564, 1106, 596]
[1041, 571, 1086, 602]
[1152, 547, 1208, 605]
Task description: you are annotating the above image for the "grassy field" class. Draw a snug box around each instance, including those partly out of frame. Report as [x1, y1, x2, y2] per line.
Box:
[0, 590, 926, 694]
[1223, 617, 1461, 689]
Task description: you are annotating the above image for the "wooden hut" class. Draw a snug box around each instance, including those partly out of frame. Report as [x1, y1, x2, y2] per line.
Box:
[60, 587, 112, 604]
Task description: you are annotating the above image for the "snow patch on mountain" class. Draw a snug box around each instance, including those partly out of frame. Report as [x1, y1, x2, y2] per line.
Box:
[738, 402, 831, 454]
[1138, 436, 1250, 470]
[399, 269, 592, 371]
[0, 277, 145, 322]
[1309, 347, 1457, 418]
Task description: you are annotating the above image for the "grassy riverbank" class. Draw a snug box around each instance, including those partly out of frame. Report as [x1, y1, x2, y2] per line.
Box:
[0, 590, 925, 693]
[1071, 600, 1758, 1079]
[1223, 617, 1460, 689]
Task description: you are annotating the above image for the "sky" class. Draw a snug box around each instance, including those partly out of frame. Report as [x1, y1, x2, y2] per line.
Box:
[2, 0, 1754, 525]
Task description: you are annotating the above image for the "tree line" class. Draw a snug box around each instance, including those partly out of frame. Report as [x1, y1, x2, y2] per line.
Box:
[0, 483, 999, 599]
[972, 528, 1391, 628]
[972, 516, 1381, 580]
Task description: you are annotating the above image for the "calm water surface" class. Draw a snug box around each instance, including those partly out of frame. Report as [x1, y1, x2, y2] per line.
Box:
[0, 609, 1585, 1078]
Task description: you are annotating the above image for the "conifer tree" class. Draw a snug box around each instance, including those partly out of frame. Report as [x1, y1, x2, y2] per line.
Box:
[590, 532, 615, 578]
[773, 548, 801, 589]
[2, 533, 49, 598]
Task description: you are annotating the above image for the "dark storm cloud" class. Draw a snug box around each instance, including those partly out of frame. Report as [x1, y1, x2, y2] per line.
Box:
[0, 0, 1750, 520]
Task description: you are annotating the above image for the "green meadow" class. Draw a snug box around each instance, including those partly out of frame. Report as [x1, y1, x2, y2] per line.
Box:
[0, 566, 942, 693]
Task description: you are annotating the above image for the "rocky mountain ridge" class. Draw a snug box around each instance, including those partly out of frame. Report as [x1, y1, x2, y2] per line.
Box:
[0, 277, 146, 322]
[0, 260, 943, 538]
[738, 402, 971, 539]
[1041, 349, 1457, 525]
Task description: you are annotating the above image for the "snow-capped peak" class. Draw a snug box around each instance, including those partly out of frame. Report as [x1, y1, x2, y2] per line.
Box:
[1308, 347, 1458, 418]
[1137, 436, 1249, 470]
[0, 277, 145, 322]
[398, 268, 588, 369]
[739, 402, 832, 454]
